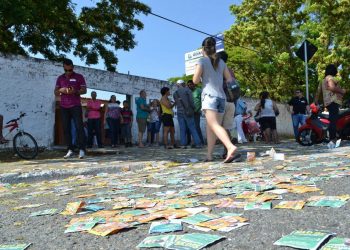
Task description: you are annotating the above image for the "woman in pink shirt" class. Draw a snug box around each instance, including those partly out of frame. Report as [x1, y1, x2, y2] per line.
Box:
[86, 91, 103, 148]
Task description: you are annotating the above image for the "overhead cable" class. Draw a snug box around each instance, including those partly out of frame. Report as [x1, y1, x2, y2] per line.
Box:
[148, 11, 259, 54]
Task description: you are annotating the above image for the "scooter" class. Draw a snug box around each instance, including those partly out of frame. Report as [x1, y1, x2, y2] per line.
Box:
[297, 103, 350, 146]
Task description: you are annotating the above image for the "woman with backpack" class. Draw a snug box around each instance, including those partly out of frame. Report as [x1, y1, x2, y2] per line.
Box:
[193, 37, 240, 163]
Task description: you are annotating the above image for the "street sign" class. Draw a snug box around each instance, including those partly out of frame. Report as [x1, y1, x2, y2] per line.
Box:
[214, 33, 225, 52]
[296, 40, 317, 62]
[295, 39, 318, 103]
[185, 34, 225, 76]
[185, 49, 203, 76]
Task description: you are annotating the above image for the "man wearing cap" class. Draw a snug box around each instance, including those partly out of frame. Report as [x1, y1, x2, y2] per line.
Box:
[173, 80, 202, 149]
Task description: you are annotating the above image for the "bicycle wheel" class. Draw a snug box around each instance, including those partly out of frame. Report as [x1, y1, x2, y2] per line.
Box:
[13, 132, 38, 159]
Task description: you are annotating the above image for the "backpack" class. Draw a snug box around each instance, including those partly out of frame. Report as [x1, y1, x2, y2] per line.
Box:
[235, 98, 247, 116]
[224, 79, 240, 103]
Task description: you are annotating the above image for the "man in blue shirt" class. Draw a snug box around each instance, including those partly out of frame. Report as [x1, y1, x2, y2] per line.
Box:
[135, 90, 150, 147]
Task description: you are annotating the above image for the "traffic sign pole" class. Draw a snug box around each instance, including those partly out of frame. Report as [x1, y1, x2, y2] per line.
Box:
[304, 41, 309, 103]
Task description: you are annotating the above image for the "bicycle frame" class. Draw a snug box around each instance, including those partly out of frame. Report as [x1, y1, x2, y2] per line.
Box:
[2, 115, 24, 141]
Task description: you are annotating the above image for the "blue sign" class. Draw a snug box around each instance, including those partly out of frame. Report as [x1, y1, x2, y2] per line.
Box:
[215, 33, 225, 52]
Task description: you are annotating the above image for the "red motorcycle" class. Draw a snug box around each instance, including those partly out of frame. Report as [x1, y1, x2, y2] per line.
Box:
[297, 103, 350, 146]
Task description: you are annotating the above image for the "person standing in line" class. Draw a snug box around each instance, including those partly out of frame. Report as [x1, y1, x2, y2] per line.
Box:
[121, 100, 133, 147]
[187, 80, 205, 145]
[233, 97, 248, 144]
[54, 59, 87, 159]
[115, 100, 122, 145]
[173, 79, 202, 149]
[255, 91, 280, 144]
[147, 99, 161, 146]
[314, 64, 346, 142]
[135, 90, 150, 147]
[193, 37, 240, 163]
[288, 89, 309, 140]
[160, 87, 176, 149]
[86, 91, 103, 148]
[105, 95, 123, 148]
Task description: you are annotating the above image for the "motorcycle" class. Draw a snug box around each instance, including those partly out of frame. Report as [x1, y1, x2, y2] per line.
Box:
[297, 103, 350, 146]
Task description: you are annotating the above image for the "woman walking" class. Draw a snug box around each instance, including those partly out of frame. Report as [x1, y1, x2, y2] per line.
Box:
[193, 37, 239, 163]
[254, 91, 279, 144]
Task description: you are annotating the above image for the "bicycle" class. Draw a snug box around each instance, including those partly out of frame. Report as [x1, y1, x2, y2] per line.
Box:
[1, 113, 38, 159]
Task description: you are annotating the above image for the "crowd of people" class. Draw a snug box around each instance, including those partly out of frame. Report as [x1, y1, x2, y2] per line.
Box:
[38, 39, 338, 160]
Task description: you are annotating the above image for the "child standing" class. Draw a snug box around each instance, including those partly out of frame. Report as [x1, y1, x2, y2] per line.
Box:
[147, 99, 161, 145]
[121, 101, 133, 147]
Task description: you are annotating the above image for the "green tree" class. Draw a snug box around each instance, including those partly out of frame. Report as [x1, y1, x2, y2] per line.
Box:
[0, 0, 150, 71]
[167, 75, 193, 84]
[225, 0, 350, 102]
[225, 0, 308, 101]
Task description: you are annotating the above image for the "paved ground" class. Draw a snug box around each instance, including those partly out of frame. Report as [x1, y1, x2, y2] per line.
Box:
[0, 140, 350, 249]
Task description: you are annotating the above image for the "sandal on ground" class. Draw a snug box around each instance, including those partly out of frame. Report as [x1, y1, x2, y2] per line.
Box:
[203, 158, 214, 162]
[223, 153, 242, 163]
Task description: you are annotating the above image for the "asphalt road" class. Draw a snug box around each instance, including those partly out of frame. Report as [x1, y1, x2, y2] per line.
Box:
[0, 141, 349, 250]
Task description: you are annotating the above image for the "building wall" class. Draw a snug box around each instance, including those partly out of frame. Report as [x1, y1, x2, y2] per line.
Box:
[0, 54, 293, 148]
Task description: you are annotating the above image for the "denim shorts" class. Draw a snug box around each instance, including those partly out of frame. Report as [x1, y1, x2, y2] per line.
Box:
[202, 94, 226, 114]
[147, 121, 161, 133]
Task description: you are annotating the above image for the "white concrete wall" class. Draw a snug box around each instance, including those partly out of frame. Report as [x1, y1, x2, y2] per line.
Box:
[0, 54, 293, 148]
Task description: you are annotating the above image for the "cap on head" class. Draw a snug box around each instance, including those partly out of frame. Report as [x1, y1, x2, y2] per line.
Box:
[176, 79, 186, 86]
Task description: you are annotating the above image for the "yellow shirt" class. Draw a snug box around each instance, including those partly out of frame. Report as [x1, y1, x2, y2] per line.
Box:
[161, 99, 173, 115]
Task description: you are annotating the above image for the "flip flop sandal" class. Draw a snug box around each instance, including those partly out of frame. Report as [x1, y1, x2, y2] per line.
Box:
[223, 153, 242, 163]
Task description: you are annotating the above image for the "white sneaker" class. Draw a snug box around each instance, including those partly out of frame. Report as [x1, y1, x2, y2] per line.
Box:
[79, 150, 85, 159]
[63, 150, 74, 159]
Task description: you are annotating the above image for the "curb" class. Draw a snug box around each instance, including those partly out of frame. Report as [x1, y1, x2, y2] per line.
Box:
[0, 162, 146, 184]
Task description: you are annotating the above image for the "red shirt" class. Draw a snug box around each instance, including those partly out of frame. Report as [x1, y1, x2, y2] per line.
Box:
[121, 108, 133, 124]
[87, 100, 102, 119]
[56, 72, 86, 108]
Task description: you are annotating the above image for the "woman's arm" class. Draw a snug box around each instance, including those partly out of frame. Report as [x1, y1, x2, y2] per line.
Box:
[254, 102, 261, 111]
[193, 64, 203, 84]
[160, 97, 172, 109]
[326, 77, 346, 95]
[223, 66, 233, 83]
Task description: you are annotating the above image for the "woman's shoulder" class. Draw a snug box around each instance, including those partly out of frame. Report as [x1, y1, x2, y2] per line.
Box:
[199, 57, 209, 64]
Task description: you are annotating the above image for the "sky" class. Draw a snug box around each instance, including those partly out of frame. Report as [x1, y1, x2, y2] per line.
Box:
[74, 0, 241, 81]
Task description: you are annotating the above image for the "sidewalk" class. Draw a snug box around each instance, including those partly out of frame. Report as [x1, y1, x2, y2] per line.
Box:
[1, 139, 348, 184]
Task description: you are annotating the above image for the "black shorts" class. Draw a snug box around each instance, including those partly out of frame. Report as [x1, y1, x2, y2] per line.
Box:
[162, 114, 174, 127]
[259, 116, 276, 131]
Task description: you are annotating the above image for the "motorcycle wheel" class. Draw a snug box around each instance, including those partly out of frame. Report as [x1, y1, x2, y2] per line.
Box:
[297, 129, 317, 146]
[340, 125, 350, 140]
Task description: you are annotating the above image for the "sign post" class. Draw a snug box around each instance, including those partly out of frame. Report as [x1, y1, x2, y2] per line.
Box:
[304, 41, 309, 103]
[295, 40, 318, 103]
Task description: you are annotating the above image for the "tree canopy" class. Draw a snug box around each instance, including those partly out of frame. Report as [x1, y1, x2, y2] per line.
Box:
[224, 0, 350, 101]
[0, 0, 150, 71]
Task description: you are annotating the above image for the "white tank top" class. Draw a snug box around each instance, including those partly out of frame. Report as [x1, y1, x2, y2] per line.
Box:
[260, 99, 275, 117]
